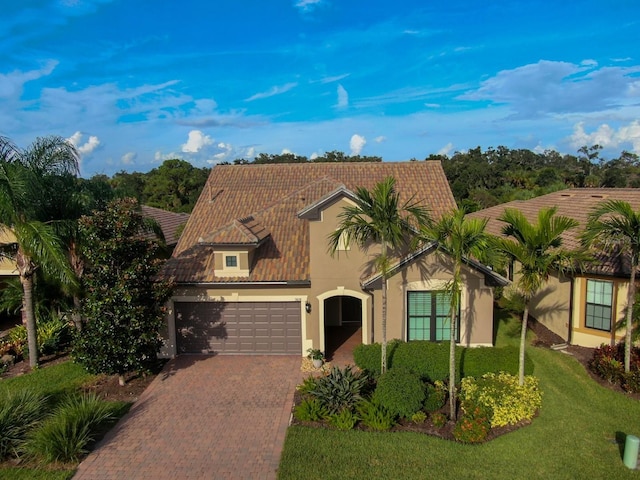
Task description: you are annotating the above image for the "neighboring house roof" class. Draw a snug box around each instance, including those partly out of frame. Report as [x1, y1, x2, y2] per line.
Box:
[164, 161, 456, 284]
[469, 188, 640, 277]
[140, 205, 190, 247]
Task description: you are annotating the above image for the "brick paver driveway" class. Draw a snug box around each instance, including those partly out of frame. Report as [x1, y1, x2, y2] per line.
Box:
[74, 355, 302, 480]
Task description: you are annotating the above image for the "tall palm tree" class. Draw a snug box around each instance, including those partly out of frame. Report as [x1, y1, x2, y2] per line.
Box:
[328, 177, 431, 374]
[496, 207, 582, 385]
[0, 136, 80, 367]
[419, 207, 492, 420]
[582, 200, 640, 372]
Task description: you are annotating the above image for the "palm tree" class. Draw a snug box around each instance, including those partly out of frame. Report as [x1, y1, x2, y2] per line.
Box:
[328, 177, 431, 374]
[496, 207, 582, 385]
[419, 207, 492, 420]
[0, 136, 80, 367]
[582, 200, 640, 373]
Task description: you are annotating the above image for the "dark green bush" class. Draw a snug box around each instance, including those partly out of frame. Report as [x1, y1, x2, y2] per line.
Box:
[0, 389, 48, 459]
[354, 341, 532, 381]
[356, 400, 395, 431]
[309, 366, 369, 414]
[373, 368, 425, 419]
[424, 382, 447, 412]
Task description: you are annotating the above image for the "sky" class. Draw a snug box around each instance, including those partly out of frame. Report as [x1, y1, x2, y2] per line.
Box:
[1, 0, 639, 176]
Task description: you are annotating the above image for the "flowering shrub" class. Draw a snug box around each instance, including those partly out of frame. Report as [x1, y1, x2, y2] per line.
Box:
[588, 343, 640, 393]
[431, 412, 447, 428]
[460, 372, 542, 428]
[453, 403, 490, 443]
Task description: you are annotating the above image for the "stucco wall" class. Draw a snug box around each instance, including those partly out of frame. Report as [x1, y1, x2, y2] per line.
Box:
[527, 272, 572, 341]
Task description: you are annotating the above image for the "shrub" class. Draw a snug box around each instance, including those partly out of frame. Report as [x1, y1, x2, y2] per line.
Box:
[459, 372, 543, 428]
[424, 381, 447, 412]
[294, 398, 330, 422]
[453, 404, 490, 443]
[431, 412, 447, 428]
[328, 409, 358, 431]
[0, 389, 48, 459]
[589, 343, 640, 391]
[6, 325, 27, 356]
[309, 366, 368, 414]
[623, 369, 640, 394]
[356, 400, 395, 431]
[354, 341, 532, 382]
[24, 393, 117, 463]
[411, 411, 427, 424]
[373, 368, 425, 419]
[296, 375, 319, 396]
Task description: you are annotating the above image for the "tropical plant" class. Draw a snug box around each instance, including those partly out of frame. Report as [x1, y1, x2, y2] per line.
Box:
[356, 400, 395, 431]
[418, 207, 493, 419]
[495, 207, 584, 385]
[327, 409, 358, 430]
[0, 389, 48, 459]
[328, 176, 430, 373]
[0, 136, 80, 367]
[308, 366, 369, 414]
[581, 200, 640, 372]
[293, 398, 330, 422]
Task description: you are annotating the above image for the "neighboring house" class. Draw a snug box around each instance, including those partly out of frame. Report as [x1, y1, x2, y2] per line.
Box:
[160, 162, 507, 357]
[0, 231, 19, 333]
[140, 205, 190, 256]
[470, 188, 640, 348]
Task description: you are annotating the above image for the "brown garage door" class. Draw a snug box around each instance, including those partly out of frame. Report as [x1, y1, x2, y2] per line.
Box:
[174, 301, 302, 354]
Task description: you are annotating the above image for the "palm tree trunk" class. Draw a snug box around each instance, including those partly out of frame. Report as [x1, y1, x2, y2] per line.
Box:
[519, 303, 529, 386]
[624, 266, 636, 373]
[21, 274, 39, 368]
[381, 240, 388, 374]
[449, 309, 457, 421]
[72, 295, 83, 331]
[118, 374, 126, 387]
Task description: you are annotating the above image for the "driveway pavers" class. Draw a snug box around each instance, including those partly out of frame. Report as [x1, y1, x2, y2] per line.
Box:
[74, 355, 302, 480]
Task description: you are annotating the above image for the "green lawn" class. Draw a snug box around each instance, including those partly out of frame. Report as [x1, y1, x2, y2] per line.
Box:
[278, 315, 640, 479]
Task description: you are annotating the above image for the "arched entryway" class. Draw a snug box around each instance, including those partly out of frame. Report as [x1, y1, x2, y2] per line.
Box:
[318, 289, 369, 364]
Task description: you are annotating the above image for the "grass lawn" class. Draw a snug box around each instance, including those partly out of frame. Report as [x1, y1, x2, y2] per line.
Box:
[278, 314, 640, 479]
[0, 361, 106, 480]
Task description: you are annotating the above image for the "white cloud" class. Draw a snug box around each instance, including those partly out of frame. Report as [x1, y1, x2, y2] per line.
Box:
[350, 134, 366, 155]
[66, 131, 100, 155]
[245, 82, 297, 102]
[121, 152, 137, 165]
[181, 130, 213, 153]
[437, 142, 454, 156]
[336, 84, 349, 109]
[0, 60, 58, 100]
[294, 0, 323, 11]
[374, 136, 386, 143]
[569, 121, 640, 153]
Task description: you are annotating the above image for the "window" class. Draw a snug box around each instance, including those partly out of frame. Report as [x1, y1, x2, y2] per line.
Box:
[585, 279, 613, 331]
[225, 255, 238, 268]
[407, 291, 460, 342]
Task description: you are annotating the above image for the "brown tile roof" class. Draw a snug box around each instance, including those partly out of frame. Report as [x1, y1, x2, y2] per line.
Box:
[140, 205, 190, 247]
[468, 188, 640, 277]
[163, 161, 456, 284]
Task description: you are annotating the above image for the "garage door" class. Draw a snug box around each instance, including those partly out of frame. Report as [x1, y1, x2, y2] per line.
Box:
[174, 301, 302, 354]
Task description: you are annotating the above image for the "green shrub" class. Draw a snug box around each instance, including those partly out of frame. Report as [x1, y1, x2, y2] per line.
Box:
[373, 368, 425, 419]
[309, 366, 368, 414]
[0, 389, 48, 459]
[6, 325, 27, 356]
[354, 341, 532, 382]
[411, 411, 427, 424]
[356, 400, 395, 431]
[37, 314, 72, 356]
[296, 375, 319, 396]
[24, 393, 117, 463]
[459, 372, 543, 428]
[294, 398, 329, 422]
[424, 381, 447, 412]
[623, 370, 640, 394]
[431, 412, 447, 428]
[453, 404, 490, 443]
[327, 409, 358, 430]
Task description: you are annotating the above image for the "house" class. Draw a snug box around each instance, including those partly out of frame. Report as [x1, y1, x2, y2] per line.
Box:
[0, 231, 19, 333]
[470, 188, 640, 348]
[160, 162, 507, 357]
[140, 205, 190, 256]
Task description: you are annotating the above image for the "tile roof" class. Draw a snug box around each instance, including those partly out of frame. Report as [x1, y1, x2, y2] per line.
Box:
[468, 188, 640, 277]
[163, 161, 456, 284]
[140, 205, 190, 247]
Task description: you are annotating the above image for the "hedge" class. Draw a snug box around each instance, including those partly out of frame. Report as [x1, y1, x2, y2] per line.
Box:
[353, 341, 533, 381]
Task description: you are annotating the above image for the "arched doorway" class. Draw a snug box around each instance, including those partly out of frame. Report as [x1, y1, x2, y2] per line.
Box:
[323, 295, 362, 363]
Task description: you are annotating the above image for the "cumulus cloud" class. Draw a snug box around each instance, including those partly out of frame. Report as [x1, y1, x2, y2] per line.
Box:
[245, 82, 297, 102]
[459, 60, 640, 118]
[66, 131, 100, 155]
[569, 121, 640, 153]
[121, 152, 137, 165]
[350, 134, 366, 155]
[336, 84, 349, 109]
[181, 130, 213, 153]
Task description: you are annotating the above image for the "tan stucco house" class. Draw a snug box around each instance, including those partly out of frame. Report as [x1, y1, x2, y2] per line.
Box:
[471, 188, 640, 348]
[160, 162, 507, 357]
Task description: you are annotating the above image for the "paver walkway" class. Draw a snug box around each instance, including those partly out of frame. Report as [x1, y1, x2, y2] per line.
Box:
[74, 355, 302, 480]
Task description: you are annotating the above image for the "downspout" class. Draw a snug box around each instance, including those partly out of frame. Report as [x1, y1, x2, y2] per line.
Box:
[567, 276, 574, 345]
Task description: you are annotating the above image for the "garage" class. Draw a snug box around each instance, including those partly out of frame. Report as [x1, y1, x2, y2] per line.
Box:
[174, 301, 302, 354]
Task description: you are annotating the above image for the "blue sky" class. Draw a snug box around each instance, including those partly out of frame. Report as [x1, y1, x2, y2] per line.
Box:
[2, 0, 639, 176]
